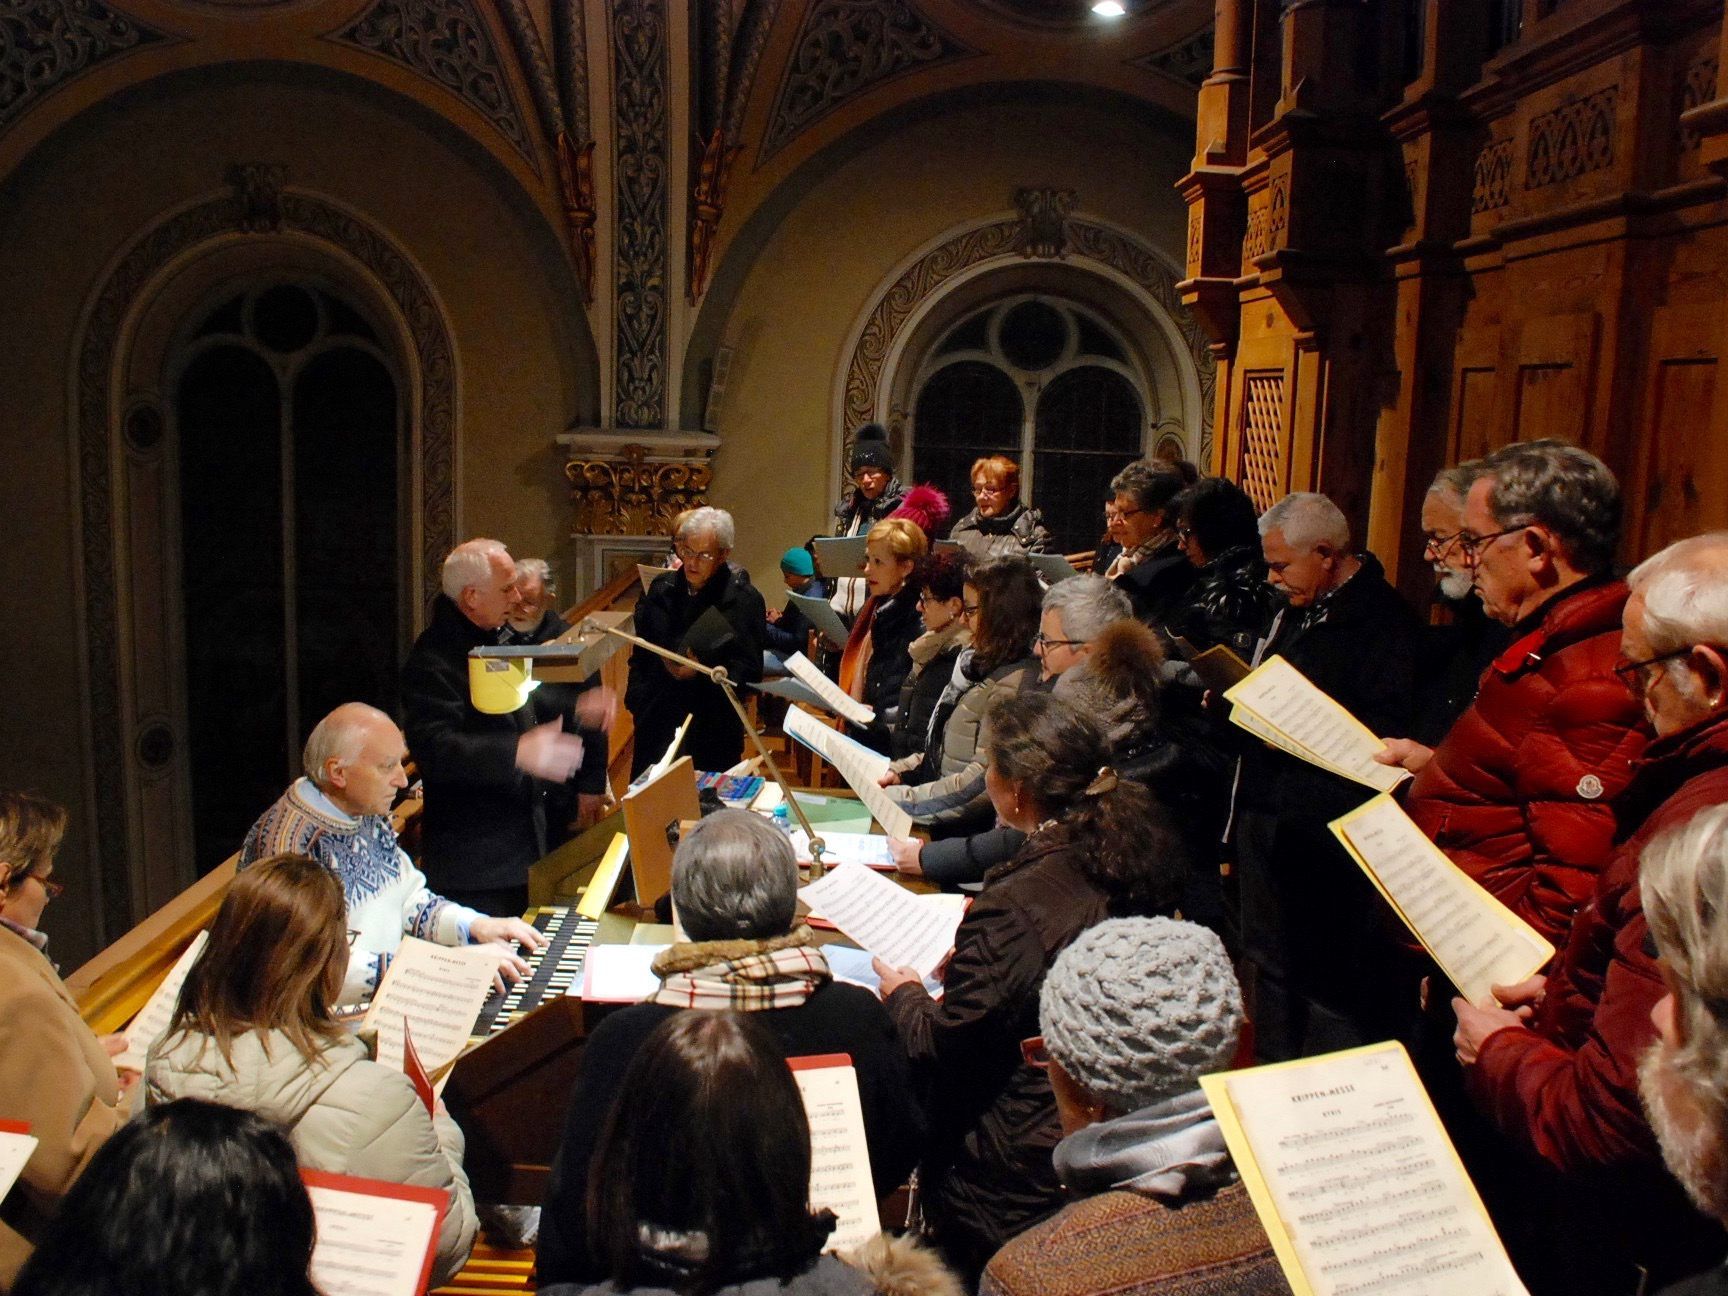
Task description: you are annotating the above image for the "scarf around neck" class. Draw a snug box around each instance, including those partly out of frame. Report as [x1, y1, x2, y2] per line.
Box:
[646, 926, 832, 1011]
[1053, 1088, 1233, 1202]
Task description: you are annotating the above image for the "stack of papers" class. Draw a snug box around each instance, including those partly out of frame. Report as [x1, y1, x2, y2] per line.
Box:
[1224, 656, 1408, 792]
[581, 944, 669, 1003]
[1330, 794, 1553, 1007]
[789, 829, 895, 870]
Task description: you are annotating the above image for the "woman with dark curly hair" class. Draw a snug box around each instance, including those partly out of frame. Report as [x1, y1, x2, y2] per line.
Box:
[875, 691, 1190, 1281]
[13, 1098, 319, 1296]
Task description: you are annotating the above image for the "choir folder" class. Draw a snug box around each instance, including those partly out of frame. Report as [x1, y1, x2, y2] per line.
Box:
[1201, 1041, 1528, 1296]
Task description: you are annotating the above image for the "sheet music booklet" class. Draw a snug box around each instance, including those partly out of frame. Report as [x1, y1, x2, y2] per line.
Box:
[0, 1121, 37, 1208]
[1330, 794, 1554, 1007]
[114, 929, 210, 1072]
[1224, 655, 1409, 792]
[1028, 552, 1078, 584]
[784, 652, 874, 726]
[638, 563, 673, 592]
[1201, 1041, 1528, 1296]
[785, 590, 851, 648]
[302, 1168, 448, 1296]
[782, 707, 914, 838]
[360, 937, 500, 1082]
[681, 606, 738, 667]
[1167, 634, 1253, 693]
[810, 535, 868, 575]
[788, 1055, 879, 1254]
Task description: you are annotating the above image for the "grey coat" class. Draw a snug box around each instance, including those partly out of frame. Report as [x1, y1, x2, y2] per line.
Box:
[885, 656, 1040, 829]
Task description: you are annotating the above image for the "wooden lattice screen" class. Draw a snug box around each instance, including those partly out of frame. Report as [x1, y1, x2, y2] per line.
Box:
[1238, 372, 1286, 511]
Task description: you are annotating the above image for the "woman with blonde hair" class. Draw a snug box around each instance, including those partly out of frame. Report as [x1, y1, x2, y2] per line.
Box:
[837, 516, 928, 753]
[144, 853, 478, 1286]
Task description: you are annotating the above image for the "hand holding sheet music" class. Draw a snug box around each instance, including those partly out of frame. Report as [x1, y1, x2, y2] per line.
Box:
[799, 863, 964, 979]
[782, 707, 914, 838]
[1330, 794, 1553, 1007]
[1202, 1042, 1528, 1296]
[1225, 655, 1409, 792]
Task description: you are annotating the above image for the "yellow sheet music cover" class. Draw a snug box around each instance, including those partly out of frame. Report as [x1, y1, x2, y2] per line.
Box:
[1201, 1041, 1527, 1296]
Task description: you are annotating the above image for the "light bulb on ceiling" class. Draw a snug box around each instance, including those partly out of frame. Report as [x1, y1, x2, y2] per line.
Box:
[1092, 0, 1127, 15]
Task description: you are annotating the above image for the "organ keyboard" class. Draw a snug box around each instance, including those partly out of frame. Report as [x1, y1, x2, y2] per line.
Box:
[471, 906, 600, 1038]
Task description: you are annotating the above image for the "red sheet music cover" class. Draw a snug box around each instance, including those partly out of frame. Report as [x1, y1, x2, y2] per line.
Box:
[300, 1168, 448, 1296]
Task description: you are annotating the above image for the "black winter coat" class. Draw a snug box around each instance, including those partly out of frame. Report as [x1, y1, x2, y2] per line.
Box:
[402, 596, 597, 893]
[536, 983, 922, 1286]
[891, 634, 966, 763]
[884, 824, 1119, 1278]
[1162, 543, 1272, 658]
[852, 591, 922, 753]
[1113, 539, 1196, 629]
[832, 479, 905, 536]
[625, 565, 766, 775]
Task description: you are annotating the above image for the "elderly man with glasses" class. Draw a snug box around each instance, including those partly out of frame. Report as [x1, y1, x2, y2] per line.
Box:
[626, 506, 766, 776]
[1441, 532, 1728, 1296]
[1377, 439, 1649, 949]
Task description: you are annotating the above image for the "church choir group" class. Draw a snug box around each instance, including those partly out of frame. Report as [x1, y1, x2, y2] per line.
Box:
[9, 423, 1728, 1296]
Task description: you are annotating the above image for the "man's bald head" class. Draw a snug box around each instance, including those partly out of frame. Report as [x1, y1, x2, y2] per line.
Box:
[303, 703, 408, 818]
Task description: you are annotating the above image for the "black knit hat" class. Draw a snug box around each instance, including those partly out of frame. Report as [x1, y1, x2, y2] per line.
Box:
[848, 423, 894, 474]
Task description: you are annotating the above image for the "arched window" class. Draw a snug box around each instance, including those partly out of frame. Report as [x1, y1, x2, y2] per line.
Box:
[174, 282, 401, 872]
[910, 295, 1148, 555]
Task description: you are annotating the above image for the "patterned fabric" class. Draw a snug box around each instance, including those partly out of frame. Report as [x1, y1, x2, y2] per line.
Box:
[243, 782, 425, 910]
[646, 931, 832, 1011]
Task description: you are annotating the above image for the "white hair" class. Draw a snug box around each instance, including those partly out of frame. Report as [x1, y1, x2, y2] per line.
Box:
[1425, 463, 1478, 506]
[303, 702, 394, 787]
[1042, 574, 1132, 643]
[671, 810, 796, 940]
[677, 506, 735, 551]
[1257, 492, 1350, 551]
[1628, 532, 1728, 658]
[441, 538, 510, 601]
[514, 557, 554, 594]
[1640, 804, 1728, 1181]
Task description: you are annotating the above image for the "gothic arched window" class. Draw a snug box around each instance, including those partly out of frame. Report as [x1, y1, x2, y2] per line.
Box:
[174, 282, 401, 872]
[909, 295, 1148, 555]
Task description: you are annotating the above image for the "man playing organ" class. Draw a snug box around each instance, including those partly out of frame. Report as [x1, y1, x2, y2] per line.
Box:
[241, 702, 545, 1003]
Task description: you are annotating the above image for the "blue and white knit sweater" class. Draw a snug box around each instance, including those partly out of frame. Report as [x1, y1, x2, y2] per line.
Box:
[240, 778, 480, 1003]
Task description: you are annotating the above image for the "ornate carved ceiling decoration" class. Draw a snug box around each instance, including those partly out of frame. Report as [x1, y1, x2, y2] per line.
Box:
[1133, 25, 1212, 89]
[610, 0, 670, 430]
[331, 0, 537, 168]
[759, 0, 977, 164]
[2, 0, 169, 130]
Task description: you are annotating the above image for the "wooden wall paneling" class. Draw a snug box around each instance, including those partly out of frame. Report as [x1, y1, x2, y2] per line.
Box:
[1631, 301, 1727, 559]
[1451, 325, 1502, 463]
[1511, 311, 1601, 444]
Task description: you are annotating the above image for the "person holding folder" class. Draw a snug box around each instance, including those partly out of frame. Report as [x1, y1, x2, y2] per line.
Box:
[626, 507, 767, 776]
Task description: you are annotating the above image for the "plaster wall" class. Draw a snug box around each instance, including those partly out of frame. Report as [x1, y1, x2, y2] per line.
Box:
[0, 66, 591, 964]
[703, 92, 1194, 603]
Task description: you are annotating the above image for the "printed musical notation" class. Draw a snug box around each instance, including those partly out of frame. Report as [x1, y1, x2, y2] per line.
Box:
[1202, 1042, 1528, 1296]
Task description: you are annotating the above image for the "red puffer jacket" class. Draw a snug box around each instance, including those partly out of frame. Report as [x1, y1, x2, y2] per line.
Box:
[1467, 709, 1728, 1173]
[1404, 579, 1650, 947]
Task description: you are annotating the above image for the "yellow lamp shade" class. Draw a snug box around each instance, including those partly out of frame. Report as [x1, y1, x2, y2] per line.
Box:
[469, 655, 539, 714]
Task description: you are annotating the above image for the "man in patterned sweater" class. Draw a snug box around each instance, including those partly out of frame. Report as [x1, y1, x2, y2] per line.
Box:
[241, 702, 544, 1003]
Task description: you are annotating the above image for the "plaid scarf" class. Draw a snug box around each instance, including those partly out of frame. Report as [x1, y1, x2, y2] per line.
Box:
[645, 926, 832, 1011]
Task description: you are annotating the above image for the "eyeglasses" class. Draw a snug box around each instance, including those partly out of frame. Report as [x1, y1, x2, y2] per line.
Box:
[1176, 525, 1196, 542]
[1423, 529, 1465, 556]
[960, 602, 980, 616]
[1020, 1035, 1051, 1069]
[29, 872, 64, 901]
[1614, 647, 1699, 689]
[1034, 632, 1085, 650]
[346, 928, 363, 948]
[674, 544, 725, 564]
[1116, 505, 1145, 519]
[1455, 524, 1534, 563]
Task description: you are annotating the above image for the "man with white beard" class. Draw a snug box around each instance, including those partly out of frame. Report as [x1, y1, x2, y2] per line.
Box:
[1412, 462, 1507, 744]
[1640, 802, 1728, 1295]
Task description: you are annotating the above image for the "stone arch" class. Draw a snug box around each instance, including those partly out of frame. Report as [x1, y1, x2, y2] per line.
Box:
[831, 212, 1215, 497]
[71, 177, 459, 928]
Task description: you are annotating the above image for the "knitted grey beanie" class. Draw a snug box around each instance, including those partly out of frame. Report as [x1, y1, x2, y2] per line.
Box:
[1039, 916, 1242, 1112]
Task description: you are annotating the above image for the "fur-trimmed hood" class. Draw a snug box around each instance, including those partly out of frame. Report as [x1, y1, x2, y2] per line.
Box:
[649, 924, 820, 977]
[843, 1233, 966, 1296]
[1053, 618, 1163, 746]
